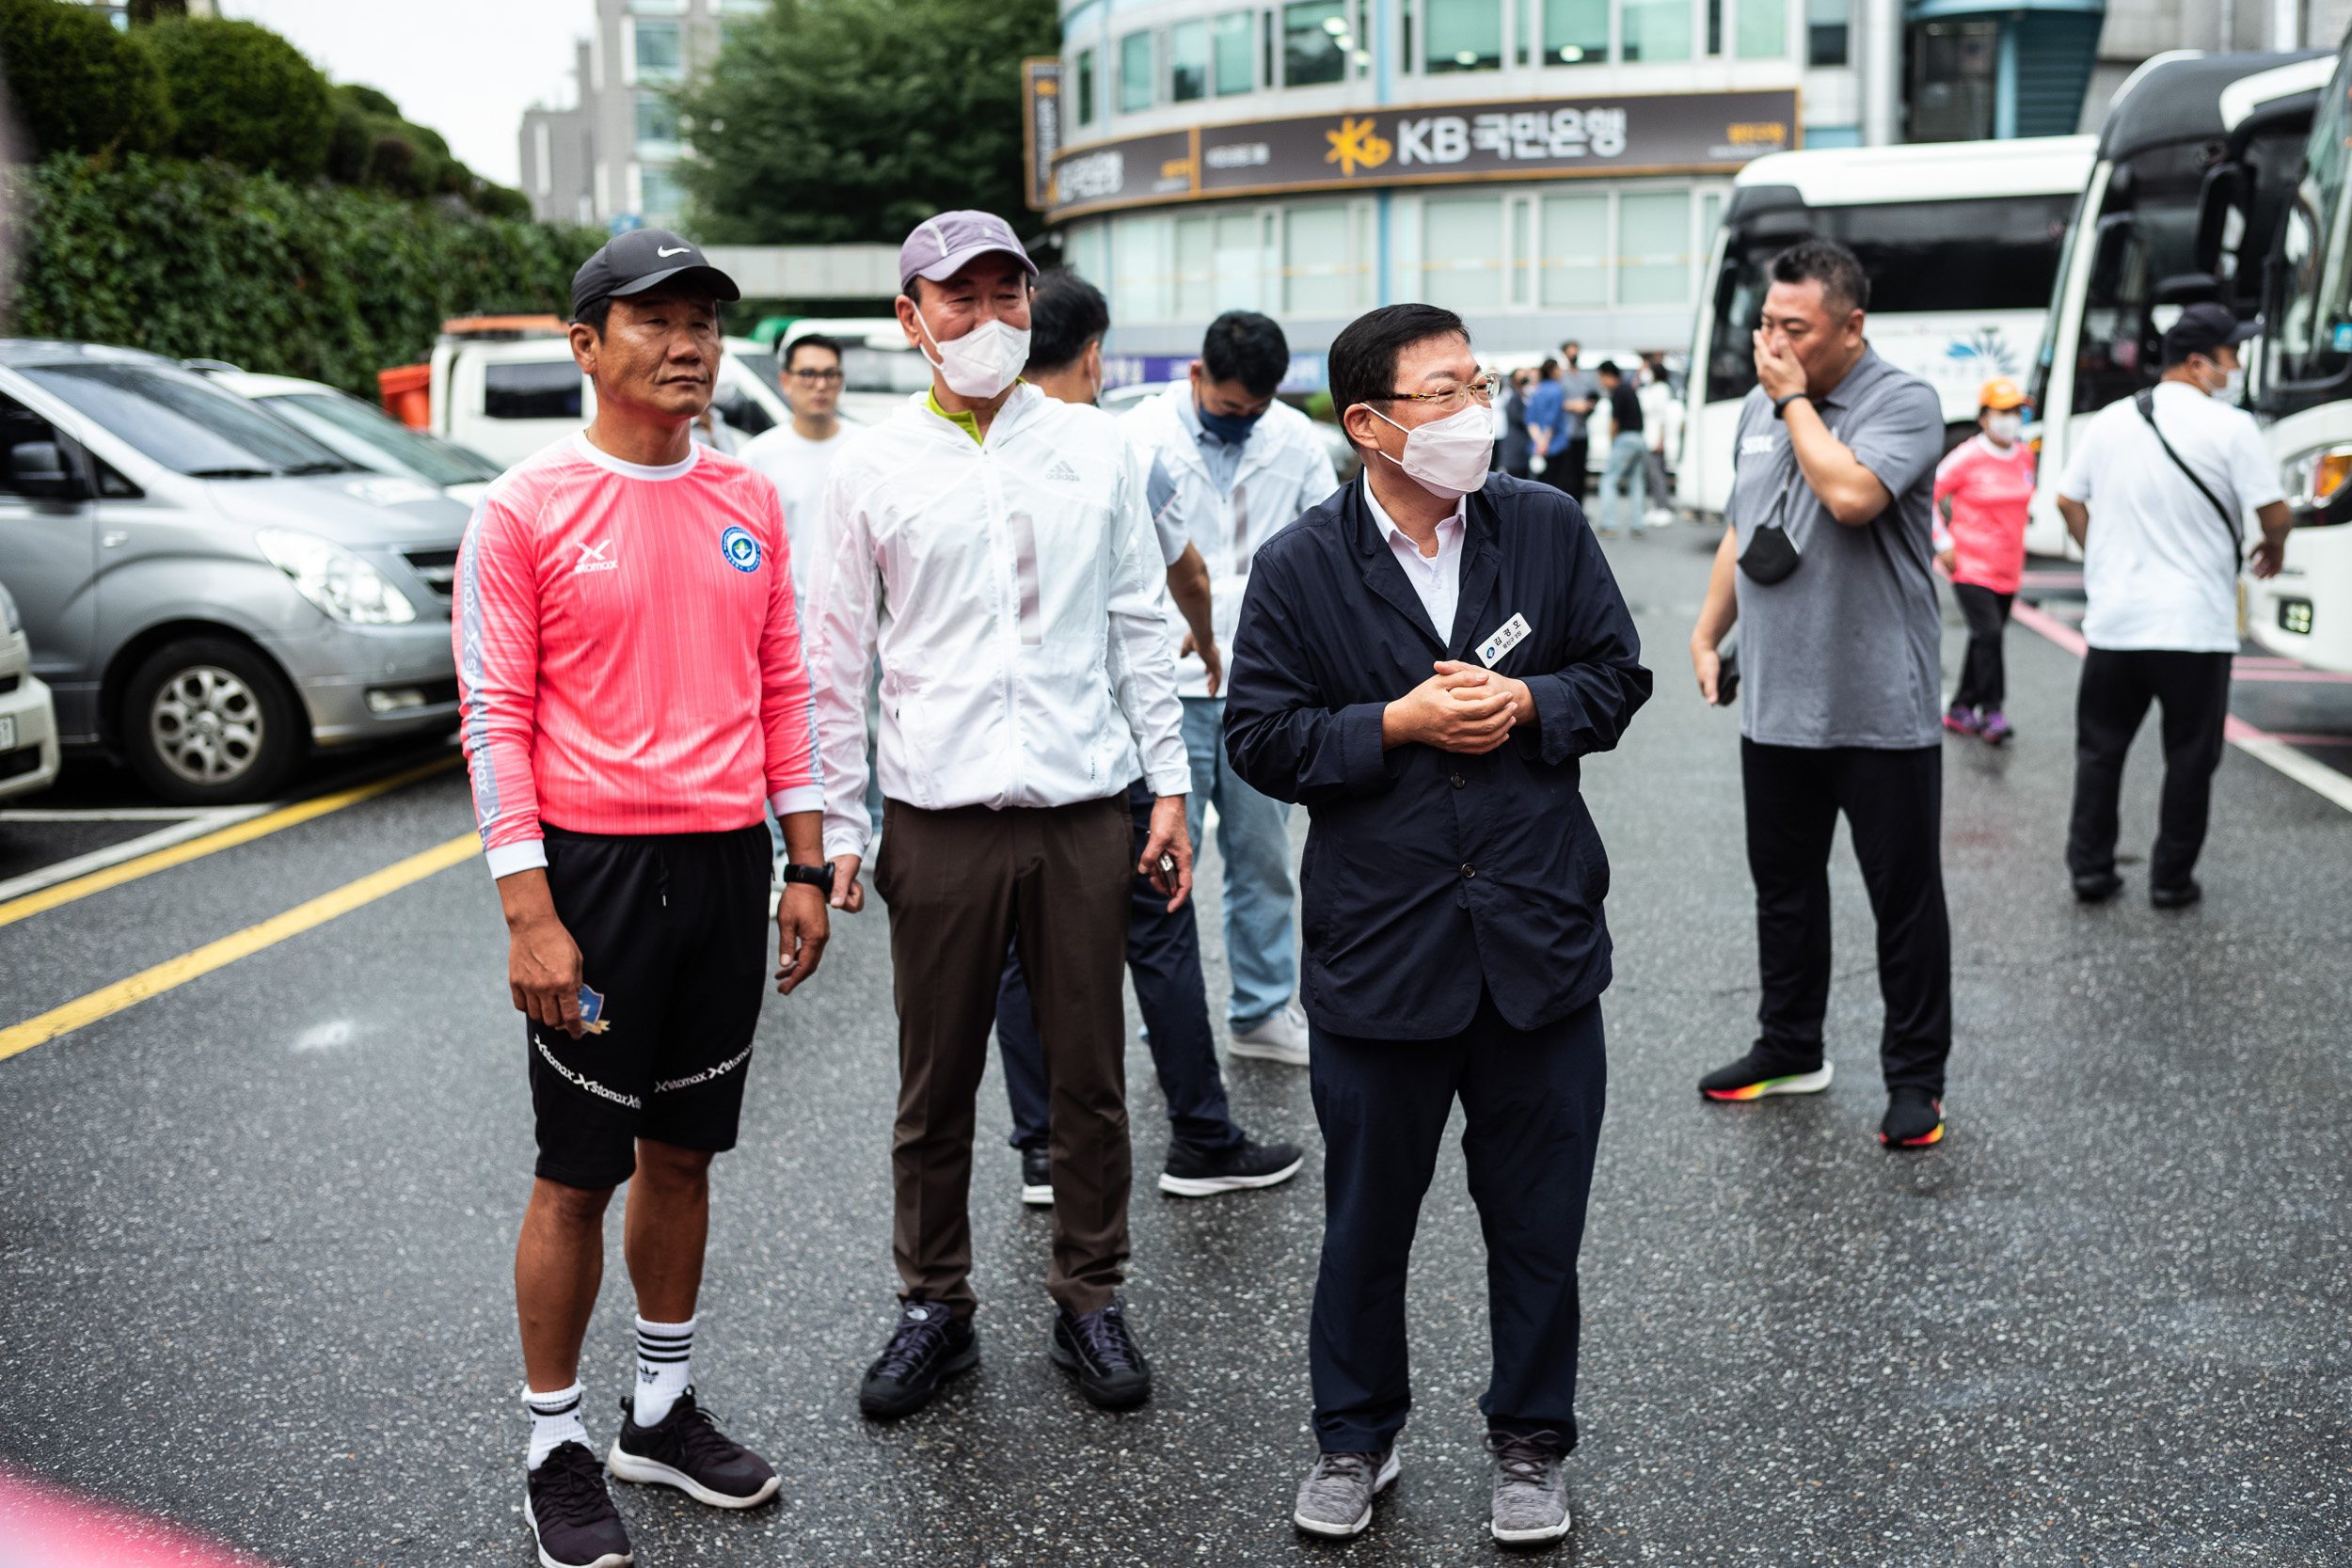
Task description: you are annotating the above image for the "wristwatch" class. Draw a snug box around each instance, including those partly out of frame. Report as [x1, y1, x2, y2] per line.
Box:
[780, 863, 836, 895]
[1772, 391, 1811, 420]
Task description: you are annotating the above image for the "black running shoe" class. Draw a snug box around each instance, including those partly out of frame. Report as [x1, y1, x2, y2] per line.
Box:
[858, 1297, 978, 1418]
[609, 1388, 778, 1509]
[2073, 871, 2123, 903]
[1021, 1145, 1053, 1207]
[2151, 878, 2201, 909]
[526, 1440, 632, 1568]
[1698, 1050, 1833, 1101]
[1158, 1134, 1303, 1196]
[1880, 1086, 1945, 1148]
[1049, 1296, 1152, 1409]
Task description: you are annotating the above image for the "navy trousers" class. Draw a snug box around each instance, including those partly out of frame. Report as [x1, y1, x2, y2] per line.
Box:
[1308, 990, 1607, 1455]
[997, 780, 1243, 1153]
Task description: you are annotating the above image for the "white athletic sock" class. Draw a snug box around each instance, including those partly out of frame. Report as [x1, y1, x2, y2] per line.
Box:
[632, 1315, 695, 1427]
[523, 1382, 588, 1470]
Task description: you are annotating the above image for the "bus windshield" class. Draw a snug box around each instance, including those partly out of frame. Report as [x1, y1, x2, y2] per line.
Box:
[2067, 142, 2210, 413]
[1705, 194, 2074, 404]
[2266, 47, 2352, 396]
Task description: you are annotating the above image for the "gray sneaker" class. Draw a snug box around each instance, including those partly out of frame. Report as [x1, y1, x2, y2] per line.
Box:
[1292, 1447, 1399, 1538]
[1487, 1430, 1570, 1543]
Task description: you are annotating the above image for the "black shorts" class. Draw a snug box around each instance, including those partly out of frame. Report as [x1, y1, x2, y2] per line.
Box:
[528, 821, 771, 1190]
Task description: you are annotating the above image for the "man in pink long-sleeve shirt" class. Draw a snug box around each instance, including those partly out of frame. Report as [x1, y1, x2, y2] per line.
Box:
[454, 230, 834, 1565]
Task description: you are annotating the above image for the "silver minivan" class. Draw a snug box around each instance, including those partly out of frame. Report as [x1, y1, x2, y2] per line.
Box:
[0, 341, 467, 804]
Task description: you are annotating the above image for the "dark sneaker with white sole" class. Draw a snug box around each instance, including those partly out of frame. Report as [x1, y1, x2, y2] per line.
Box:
[1021, 1145, 1053, 1207]
[1158, 1135, 1303, 1196]
[1487, 1430, 1571, 1543]
[1699, 1051, 1834, 1101]
[609, 1388, 778, 1509]
[1292, 1448, 1399, 1537]
[1048, 1296, 1152, 1409]
[527, 1440, 632, 1568]
[858, 1297, 977, 1418]
[1880, 1086, 1945, 1148]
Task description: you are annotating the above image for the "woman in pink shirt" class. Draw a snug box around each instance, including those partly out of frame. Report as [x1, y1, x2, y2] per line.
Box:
[1933, 377, 2036, 743]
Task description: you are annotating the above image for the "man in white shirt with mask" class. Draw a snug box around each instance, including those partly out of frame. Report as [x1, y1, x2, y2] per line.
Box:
[1121, 311, 1340, 1066]
[808, 211, 1192, 1423]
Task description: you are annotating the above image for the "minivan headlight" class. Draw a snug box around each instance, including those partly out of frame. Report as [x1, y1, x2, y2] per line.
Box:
[255, 528, 417, 625]
[0, 580, 20, 636]
[2279, 444, 2352, 514]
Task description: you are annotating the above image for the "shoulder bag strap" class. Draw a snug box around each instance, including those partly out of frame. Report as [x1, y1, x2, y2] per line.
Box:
[2133, 388, 2242, 551]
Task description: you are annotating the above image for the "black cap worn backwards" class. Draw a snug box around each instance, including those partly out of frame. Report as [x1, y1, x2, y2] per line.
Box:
[570, 229, 741, 321]
[2162, 301, 2260, 366]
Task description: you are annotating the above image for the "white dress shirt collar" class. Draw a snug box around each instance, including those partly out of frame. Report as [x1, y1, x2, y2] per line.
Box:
[1361, 472, 1466, 641]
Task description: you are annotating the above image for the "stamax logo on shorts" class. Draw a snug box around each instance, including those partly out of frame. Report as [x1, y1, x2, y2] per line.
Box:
[572, 540, 618, 575]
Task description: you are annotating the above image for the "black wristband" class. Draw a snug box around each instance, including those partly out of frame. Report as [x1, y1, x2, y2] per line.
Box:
[781, 862, 835, 894]
[1772, 392, 1810, 420]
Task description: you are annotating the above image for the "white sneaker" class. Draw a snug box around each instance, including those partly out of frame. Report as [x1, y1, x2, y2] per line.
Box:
[1230, 1005, 1310, 1066]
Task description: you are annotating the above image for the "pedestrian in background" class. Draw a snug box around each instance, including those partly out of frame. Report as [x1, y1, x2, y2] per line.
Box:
[810, 213, 1191, 1420]
[1499, 368, 1535, 479]
[1121, 310, 1341, 1067]
[993, 271, 1302, 1206]
[1227, 302, 1649, 1545]
[739, 333, 863, 626]
[1686, 238, 1955, 1150]
[1553, 341, 1600, 505]
[1932, 376, 2036, 744]
[1593, 359, 1646, 539]
[1639, 354, 1676, 523]
[1523, 356, 1565, 484]
[2054, 302, 2291, 909]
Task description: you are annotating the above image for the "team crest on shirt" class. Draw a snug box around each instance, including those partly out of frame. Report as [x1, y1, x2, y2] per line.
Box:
[720, 525, 762, 573]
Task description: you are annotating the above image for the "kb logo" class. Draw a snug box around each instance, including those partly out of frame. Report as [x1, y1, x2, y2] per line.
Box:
[720, 526, 762, 574]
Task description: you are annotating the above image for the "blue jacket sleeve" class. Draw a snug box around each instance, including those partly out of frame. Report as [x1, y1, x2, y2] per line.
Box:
[1521, 513, 1653, 767]
[1223, 548, 1403, 806]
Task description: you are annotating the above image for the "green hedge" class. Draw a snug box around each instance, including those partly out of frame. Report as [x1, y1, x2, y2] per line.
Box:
[9, 152, 604, 398]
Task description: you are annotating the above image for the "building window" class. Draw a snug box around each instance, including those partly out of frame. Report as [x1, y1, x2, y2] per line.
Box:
[628, 0, 685, 11]
[633, 19, 683, 84]
[640, 166, 686, 224]
[1424, 0, 1502, 71]
[1735, 0, 1787, 57]
[1538, 193, 1609, 308]
[714, 0, 766, 10]
[635, 92, 681, 158]
[1120, 30, 1154, 113]
[532, 122, 553, 198]
[1617, 190, 1692, 303]
[1912, 20, 1998, 141]
[1171, 19, 1209, 101]
[1113, 214, 1171, 323]
[1622, 0, 1692, 60]
[1541, 0, 1608, 64]
[1076, 48, 1097, 126]
[1806, 0, 1848, 64]
[1283, 1, 1349, 87]
[1287, 204, 1358, 313]
[1707, 0, 1724, 53]
[1421, 196, 1505, 309]
[1213, 9, 1254, 93]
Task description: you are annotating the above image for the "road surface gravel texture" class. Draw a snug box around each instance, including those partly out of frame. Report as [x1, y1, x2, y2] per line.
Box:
[1, 528, 2346, 1566]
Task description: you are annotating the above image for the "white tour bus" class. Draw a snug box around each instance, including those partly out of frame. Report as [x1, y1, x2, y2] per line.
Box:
[2025, 49, 2333, 557]
[2249, 31, 2352, 672]
[1677, 135, 2095, 522]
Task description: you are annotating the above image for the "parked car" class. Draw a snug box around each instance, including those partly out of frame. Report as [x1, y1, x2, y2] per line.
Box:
[0, 577, 60, 800]
[195, 365, 503, 507]
[0, 340, 468, 805]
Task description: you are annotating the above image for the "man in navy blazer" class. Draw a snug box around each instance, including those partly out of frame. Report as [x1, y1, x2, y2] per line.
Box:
[1225, 303, 1649, 1545]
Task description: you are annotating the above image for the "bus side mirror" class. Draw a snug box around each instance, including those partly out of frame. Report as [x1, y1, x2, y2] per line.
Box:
[2193, 162, 2245, 277]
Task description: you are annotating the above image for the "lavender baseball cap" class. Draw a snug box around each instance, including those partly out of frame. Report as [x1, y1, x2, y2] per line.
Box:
[898, 211, 1039, 293]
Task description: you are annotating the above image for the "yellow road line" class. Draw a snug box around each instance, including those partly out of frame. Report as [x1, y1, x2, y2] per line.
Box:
[0, 832, 480, 1063]
[0, 753, 462, 930]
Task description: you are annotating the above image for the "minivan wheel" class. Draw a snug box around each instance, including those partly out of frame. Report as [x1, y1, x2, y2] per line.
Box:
[122, 637, 304, 805]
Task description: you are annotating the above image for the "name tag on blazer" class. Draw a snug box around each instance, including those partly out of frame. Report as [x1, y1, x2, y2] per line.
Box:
[1477, 612, 1532, 669]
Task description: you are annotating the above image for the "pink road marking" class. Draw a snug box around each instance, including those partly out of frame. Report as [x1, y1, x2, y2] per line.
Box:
[0, 1465, 270, 1568]
[2012, 599, 2352, 749]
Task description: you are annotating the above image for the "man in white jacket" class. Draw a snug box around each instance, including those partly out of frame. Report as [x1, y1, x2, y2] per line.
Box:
[1120, 312, 1340, 1065]
[806, 211, 1192, 1421]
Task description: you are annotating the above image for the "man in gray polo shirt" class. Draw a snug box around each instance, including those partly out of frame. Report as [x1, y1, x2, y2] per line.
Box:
[1686, 238, 1954, 1150]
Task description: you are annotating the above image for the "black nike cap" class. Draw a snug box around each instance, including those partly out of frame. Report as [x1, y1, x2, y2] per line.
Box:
[570, 229, 741, 320]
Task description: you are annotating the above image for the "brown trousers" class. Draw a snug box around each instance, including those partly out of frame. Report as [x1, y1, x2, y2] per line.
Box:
[870, 794, 1135, 1317]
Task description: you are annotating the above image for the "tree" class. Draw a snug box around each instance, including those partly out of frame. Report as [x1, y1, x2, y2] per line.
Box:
[144, 15, 334, 182]
[680, 0, 1057, 245]
[0, 0, 174, 160]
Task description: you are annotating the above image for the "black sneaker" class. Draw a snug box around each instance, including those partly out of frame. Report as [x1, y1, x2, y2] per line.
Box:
[526, 1440, 632, 1568]
[609, 1387, 779, 1509]
[1049, 1296, 1152, 1409]
[858, 1297, 978, 1418]
[2073, 870, 2123, 903]
[1158, 1134, 1303, 1197]
[1021, 1145, 1053, 1207]
[1880, 1086, 1945, 1148]
[1698, 1050, 1833, 1101]
[2151, 878, 2201, 909]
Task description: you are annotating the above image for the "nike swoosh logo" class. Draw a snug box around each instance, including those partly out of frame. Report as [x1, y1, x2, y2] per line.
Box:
[657, 245, 691, 257]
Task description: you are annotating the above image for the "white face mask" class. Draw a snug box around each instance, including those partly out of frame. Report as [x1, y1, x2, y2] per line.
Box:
[914, 311, 1030, 401]
[2220, 366, 2247, 404]
[1984, 412, 2023, 444]
[1369, 403, 1495, 499]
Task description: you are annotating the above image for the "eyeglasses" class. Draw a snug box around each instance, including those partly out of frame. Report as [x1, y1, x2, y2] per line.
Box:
[787, 368, 845, 384]
[1376, 372, 1504, 411]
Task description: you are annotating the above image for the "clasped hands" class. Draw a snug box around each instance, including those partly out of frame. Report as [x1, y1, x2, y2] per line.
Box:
[1382, 660, 1533, 753]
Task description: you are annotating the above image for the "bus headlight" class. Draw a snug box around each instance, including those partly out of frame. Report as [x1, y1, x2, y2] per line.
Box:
[255, 529, 418, 625]
[2279, 444, 2352, 516]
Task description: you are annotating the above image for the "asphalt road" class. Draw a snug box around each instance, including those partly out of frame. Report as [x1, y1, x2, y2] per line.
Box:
[2, 527, 2348, 1567]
